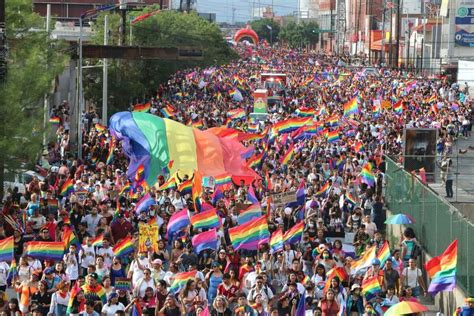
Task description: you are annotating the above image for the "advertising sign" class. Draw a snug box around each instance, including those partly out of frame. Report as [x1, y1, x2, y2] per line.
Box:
[403, 128, 437, 182]
[455, 2, 474, 47]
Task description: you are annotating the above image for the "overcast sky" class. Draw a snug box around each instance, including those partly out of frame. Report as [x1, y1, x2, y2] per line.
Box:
[172, 0, 299, 23]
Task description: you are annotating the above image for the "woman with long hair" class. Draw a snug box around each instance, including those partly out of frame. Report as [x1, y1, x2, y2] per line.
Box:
[102, 276, 114, 296]
[318, 289, 340, 316]
[141, 287, 157, 315]
[109, 257, 126, 286]
[206, 262, 223, 306]
[48, 281, 70, 316]
[30, 281, 51, 316]
[2, 299, 21, 316]
[211, 295, 232, 316]
[180, 279, 199, 315]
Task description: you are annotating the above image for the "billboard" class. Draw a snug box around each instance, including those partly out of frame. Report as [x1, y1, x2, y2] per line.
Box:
[403, 128, 437, 182]
[455, 1, 474, 47]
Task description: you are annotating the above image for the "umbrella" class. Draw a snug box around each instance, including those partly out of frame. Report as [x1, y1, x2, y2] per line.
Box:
[385, 214, 415, 225]
[384, 301, 428, 316]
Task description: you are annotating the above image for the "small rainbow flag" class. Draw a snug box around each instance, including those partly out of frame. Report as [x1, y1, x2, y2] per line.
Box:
[192, 229, 217, 253]
[272, 118, 312, 134]
[95, 123, 106, 132]
[373, 104, 381, 117]
[393, 100, 403, 114]
[296, 107, 317, 117]
[0, 236, 14, 262]
[269, 229, 283, 254]
[133, 101, 151, 112]
[192, 171, 203, 212]
[113, 236, 134, 258]
[343, 97, 359, 116]
[361, 162, 376, 186]
[160, 105, 175, 118]
[280, 144, 295, 165]
[190, 208, 220, 229]
[327, 130, 340, 143]
[169, 270, 196, 294]
[345, 192, 357, 205]
[377, 241, 391, 267]
[228, 108, 246, 120]
[362, 276, 382, 296]
[247, 123, 259, 133]
[60, 179, 74, 196]
[135, 164, 145, 182]
[215, 173, 233, 189]
[178, 180, 192, 195]
[229, 215, 270, 251]
[25, 241, 65, 261]
[119, 182, 131, 196]
[89, 234, 104, 247]
[326, 115, 339, 127]
[302, 77, 313, 86]
[49, 116, 61, 124]
[106, 138, 115, 165]
[63, 228, 79, 250]
[67, 283, 80, 314]
[247, 152, 264, 169]
[238, 204, 262, 225]
[315, 181, 331, 197]
[283, 221, 304, 244]
[354, 141, 365, 153]
[167, 209, 190, 239]
[158, 177, 177, 191]
[7, 258, 17, 286]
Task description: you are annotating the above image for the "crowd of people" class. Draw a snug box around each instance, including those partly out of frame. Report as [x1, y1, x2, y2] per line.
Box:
[2, 44, 474, 316]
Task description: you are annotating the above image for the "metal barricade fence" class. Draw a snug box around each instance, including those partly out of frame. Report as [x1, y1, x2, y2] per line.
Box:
[384, 156, 474, 295]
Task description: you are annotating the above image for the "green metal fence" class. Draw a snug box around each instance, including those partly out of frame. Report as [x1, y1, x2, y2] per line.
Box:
[384, 156, 474, 295]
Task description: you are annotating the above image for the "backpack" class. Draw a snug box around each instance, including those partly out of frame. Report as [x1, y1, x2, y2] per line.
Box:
[410, 242, 422, 259]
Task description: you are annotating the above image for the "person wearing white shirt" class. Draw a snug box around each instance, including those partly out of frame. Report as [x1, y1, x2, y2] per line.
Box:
[80, 238, 96, 276]
[101, 292, 125, 316]
[128, 253, 151, 287]
[81, 208, 102, 237]
[0, 261, 9, 291]
[133, 268, 156, 297]
[64, 245, 79, 281]
[170, 191, 186, 210]
[48, 282, 70, 315]
[97, 240, 115, 268]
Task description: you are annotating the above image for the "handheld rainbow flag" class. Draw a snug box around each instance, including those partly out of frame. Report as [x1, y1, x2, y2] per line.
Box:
[25, 241, 65, 261]
[362, 276, 382, 296]
[247, 152, 265, 169]
[269, 229, 283, 254]
[89, 234, 104, 247]
[7, 258, 17, 286]
[393, 100, 403, 114]
[228, 108, 246, 120]
[119, 182, 131, 196]
[315, 181, 331, 198]
[302, 77, 313, 86]
[63, 228, 79, 250]
[158, 177, 177, 191]
[0, 236, 14, 262]
[60, 179, 74, 196]
[160, 105, 175, 118]
[66, 283, 80, 314]
[354, 141, 365, 153]
[238, 203, 262, 225]
[49, 117, 61, 124]
[229, 215, 269, 250]
[167, 209, 190, 239]
[323, 267, 349, 293]
[426, 239, 457, 295]
[280, 144, 295, 166]
[191, 229, 217, 253]
[114, 278, 132, 291]
[192, 171, 203, 212]
[133, 101, 151, 112]
[169, 270, 197, 294]
[177, 179, 192, 195]
[113, 237, 134, 258]
[327, 130, 340, 143]
[343, 97, 359, 116]
[106, 138, 115, 165]
[345, 192, 357, 205]
[135, 193, 155, 214]
[295, 291, 306, 316]
[214, 173, 233, 189]
[360, 162, 376, 187]
[295, 107, 317, 117]
[376, 241, 391, 267]
[95, 123, 106, 133]
[283, 221, 304, 244]
[190, 208, 220, 229]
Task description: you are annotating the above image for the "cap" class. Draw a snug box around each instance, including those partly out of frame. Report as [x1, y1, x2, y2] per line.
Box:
[371, 258, 381, 266]
[108, 292, 118, 300]
[153, 259, 163, 265]
[88, 273, 98, 280]
[351, 284, 361, 291]
[45, 268, 54, 274]
[211, 261, 220, 268]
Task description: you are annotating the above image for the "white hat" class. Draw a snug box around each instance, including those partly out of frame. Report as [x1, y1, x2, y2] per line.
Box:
[284, 207, 292, 215]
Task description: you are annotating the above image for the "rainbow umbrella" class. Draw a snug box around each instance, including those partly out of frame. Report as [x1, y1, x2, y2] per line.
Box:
[384, 301, 428, 316]
[385, 214, 415, 225]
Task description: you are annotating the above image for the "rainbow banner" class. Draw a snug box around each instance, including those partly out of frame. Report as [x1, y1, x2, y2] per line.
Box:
[190, 209, 220, 229]
[191, 229, 217, 253]
[229, 215, 270, 251]
[0, 236, 14, 262]
[109, 112, 257, 189]
[272, 118, 312, 134]
[427, 240, 458, 295]
[238, 204, 262, 225]
[114, 278, 132, 291]
[113, 237, 134, 258]
[283, 221, 304, 244]
[169, 270, 197, 294]
[167, 209, 190, 239]
[295, 107, 316, 117]
[25, 241, 65, 261]
[269, 229, 283, 254]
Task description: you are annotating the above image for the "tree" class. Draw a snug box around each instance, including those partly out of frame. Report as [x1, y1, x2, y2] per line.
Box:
[250, 18, 280, 45]
[0, 0, 67, 198]
[84, 8, 238, 115]
[279, 21, 319, 48]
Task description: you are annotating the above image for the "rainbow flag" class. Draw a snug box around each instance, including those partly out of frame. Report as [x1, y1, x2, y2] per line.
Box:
[60, 179, 74, 196]
[63, 228, 79, 250]
[273, 118, 312, 134]
[302, 77, 313, 86]
[228, 108, 246, 120]
[158, 177, 176, 191]
[114, 278, 131, 291]
[135, 193, 155, 214]
[81, 284, 107, 304]
[427, 239, 458, 295]
[296, 107, 317, 117]
[7, 258, 17, 286]
[49, 116, 61, 124]
[177, 179, 192, 195]
[191, 228, 217, 253]
[190, 208, 220, 229]
[361, 162, 376, 186]
[66, 283, 80, 314]
[362, 276, 382, 295]
[327, 130, 340, 143]
[326, 115, 339, 127]
[0, 236, 14, 262]
[89, 234, 104, 247]
[106, 138, 115, 165]
[315, 181, 331, 197]
[280, 144, 295, 166]
[377, 241, 391, 267]
[247, 152, 264, 169]
[135, 164, 145, 182]
[160, 105, 175, 118]
[345, 192, 357, 205]
[95, 123, 106, 133]
[323, 267, 349, 293]
[113, 237, 134, 258]
[233, 74, 243, 85]
[283, 221, 304, 244]
[133, 101, 151, 112]
[167, 209, 190, 239]
[215, 173, 233, 189]
[229, 88, 243, 101]
[354, 141, 365, 153]
[119, 182, 131, 196]
[238, 203, 262, 225]
[373, 104, 381, 117]
[192, 171, 203, 212]
[229, 215, 269, 250]
[46, 198, 59, 212]
[169, 270, 197, 294]
[247, 123, 259, 133]
[25, 241, 64, 261]
[269, 229, 283, 254]
[343, 97, 359, 116]
[393, 100, 403, 114]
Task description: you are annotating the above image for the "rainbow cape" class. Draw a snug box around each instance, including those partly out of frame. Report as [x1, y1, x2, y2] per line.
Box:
[82, 283, 107, 303]
[109, 112, 257, 189]
[169, 270, 197, 294]
[0, 236, 14, 262]
[190, 208, 220, 229]
[229, 215, 269, 250]
[25, 241, 65, 261]
[113, 237, 134, 258]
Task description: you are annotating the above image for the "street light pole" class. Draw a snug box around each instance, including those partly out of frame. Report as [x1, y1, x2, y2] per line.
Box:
[102, 15, 108, 126]
[266, 25, 273, 46]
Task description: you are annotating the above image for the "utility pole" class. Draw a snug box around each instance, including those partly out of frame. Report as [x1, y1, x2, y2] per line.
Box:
[395, 0, 401, 69]
[0, 0, 6, 83]
[119, 0, 127, 46]
[381, 0, 386, 65]
[232, 7, 236, 25]
[102, 15, 108, 126]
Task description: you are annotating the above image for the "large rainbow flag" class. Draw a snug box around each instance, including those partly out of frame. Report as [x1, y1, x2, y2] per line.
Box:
[229, 215, 269, 250]
[109, 112, 258, 188]
[25, 241, 65, 261]
[426, 239, 458, 295]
